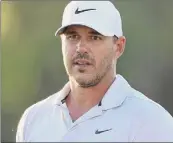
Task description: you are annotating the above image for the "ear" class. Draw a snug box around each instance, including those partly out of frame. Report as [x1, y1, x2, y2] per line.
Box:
[114, 36, 126, 59]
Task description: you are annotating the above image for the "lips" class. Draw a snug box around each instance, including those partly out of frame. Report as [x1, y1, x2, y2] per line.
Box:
[74, 59, 91, 65]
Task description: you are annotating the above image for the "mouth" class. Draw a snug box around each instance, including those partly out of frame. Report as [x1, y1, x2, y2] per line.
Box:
[73, 59, 92, 66]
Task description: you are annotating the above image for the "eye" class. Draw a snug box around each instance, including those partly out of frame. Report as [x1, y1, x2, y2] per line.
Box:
[90, 35, 102, 40]
[67, 34, 79, 41]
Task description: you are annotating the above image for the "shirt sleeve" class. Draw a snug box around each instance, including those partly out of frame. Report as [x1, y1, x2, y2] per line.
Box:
[16, 108, 30, 142]
[132, 110, 173, 142]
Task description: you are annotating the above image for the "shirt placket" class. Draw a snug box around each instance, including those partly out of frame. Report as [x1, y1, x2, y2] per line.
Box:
[60, 105, 104, 141]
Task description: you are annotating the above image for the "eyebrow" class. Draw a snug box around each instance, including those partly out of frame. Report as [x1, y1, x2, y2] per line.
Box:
[88, 31, 102, 36]
[64, 30, 102, 36]
[64, 31, 78, 35]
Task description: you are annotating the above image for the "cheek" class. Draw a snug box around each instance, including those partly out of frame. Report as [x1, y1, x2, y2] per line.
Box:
[94, 47, 114, 66]
[61, 37, 73, 56]
[62, 43, 76, 62]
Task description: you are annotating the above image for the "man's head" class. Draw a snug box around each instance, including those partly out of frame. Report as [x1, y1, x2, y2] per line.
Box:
[55, 1, 126, 87]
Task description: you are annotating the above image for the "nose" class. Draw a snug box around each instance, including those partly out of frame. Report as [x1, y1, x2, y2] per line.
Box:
[76, 39, 88, 54]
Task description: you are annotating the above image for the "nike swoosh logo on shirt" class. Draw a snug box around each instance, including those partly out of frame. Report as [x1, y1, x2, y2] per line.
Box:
[95, 128, 112, 134]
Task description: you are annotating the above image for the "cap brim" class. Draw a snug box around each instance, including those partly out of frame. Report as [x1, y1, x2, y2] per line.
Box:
[55, 23, 115, 37]
[55, 26, 67, 36]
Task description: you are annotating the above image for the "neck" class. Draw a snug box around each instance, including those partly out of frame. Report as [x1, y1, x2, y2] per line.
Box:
[66, 70, 116, 120]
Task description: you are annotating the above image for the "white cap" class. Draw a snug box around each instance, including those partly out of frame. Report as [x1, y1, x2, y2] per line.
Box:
[55, 1, 123, 37]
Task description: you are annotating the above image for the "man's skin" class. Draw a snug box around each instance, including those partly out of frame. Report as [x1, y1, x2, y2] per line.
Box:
[60, 25, 126, 121]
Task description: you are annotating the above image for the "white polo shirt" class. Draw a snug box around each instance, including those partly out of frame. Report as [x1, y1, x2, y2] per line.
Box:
[16, 74, 173, 142]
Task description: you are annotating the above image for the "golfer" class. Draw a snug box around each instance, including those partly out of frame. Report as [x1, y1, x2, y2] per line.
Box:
[16, 1, 173, 142]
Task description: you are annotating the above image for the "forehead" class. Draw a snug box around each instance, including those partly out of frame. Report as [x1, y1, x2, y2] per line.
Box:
[64, 25, 102, 35]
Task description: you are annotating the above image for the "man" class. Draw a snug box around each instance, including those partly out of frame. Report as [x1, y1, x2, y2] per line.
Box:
[16, 1, 173, 142]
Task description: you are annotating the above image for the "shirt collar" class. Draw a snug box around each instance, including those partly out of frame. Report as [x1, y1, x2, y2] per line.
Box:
[54, 74, 132, 110]
[101, 74, 131, 110]
[54, 82, 70, 105]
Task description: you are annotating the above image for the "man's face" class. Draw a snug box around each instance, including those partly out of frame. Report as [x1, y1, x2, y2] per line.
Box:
[60, 25, 125, 88]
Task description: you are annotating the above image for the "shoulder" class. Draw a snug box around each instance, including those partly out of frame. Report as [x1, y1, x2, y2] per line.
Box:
[16, 92, 60, 141]
[24, 82, 70, 116]
[114, 86, 173, 128]
[124, 88, 173, 141]
[25, 92, 59, 116]
[126, 88, 173, 120]
[22, 92, 59, 123]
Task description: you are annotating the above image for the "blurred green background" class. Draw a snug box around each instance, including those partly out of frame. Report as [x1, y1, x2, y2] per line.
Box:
[1, 0, 173, 142]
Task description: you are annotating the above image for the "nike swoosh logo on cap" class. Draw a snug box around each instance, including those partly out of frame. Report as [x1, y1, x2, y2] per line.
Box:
[75, 8, 96, 14]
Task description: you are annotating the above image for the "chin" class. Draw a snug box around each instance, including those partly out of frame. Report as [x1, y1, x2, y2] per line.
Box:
[75, 74, 91, 83]
[73, 73, 101, 88]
